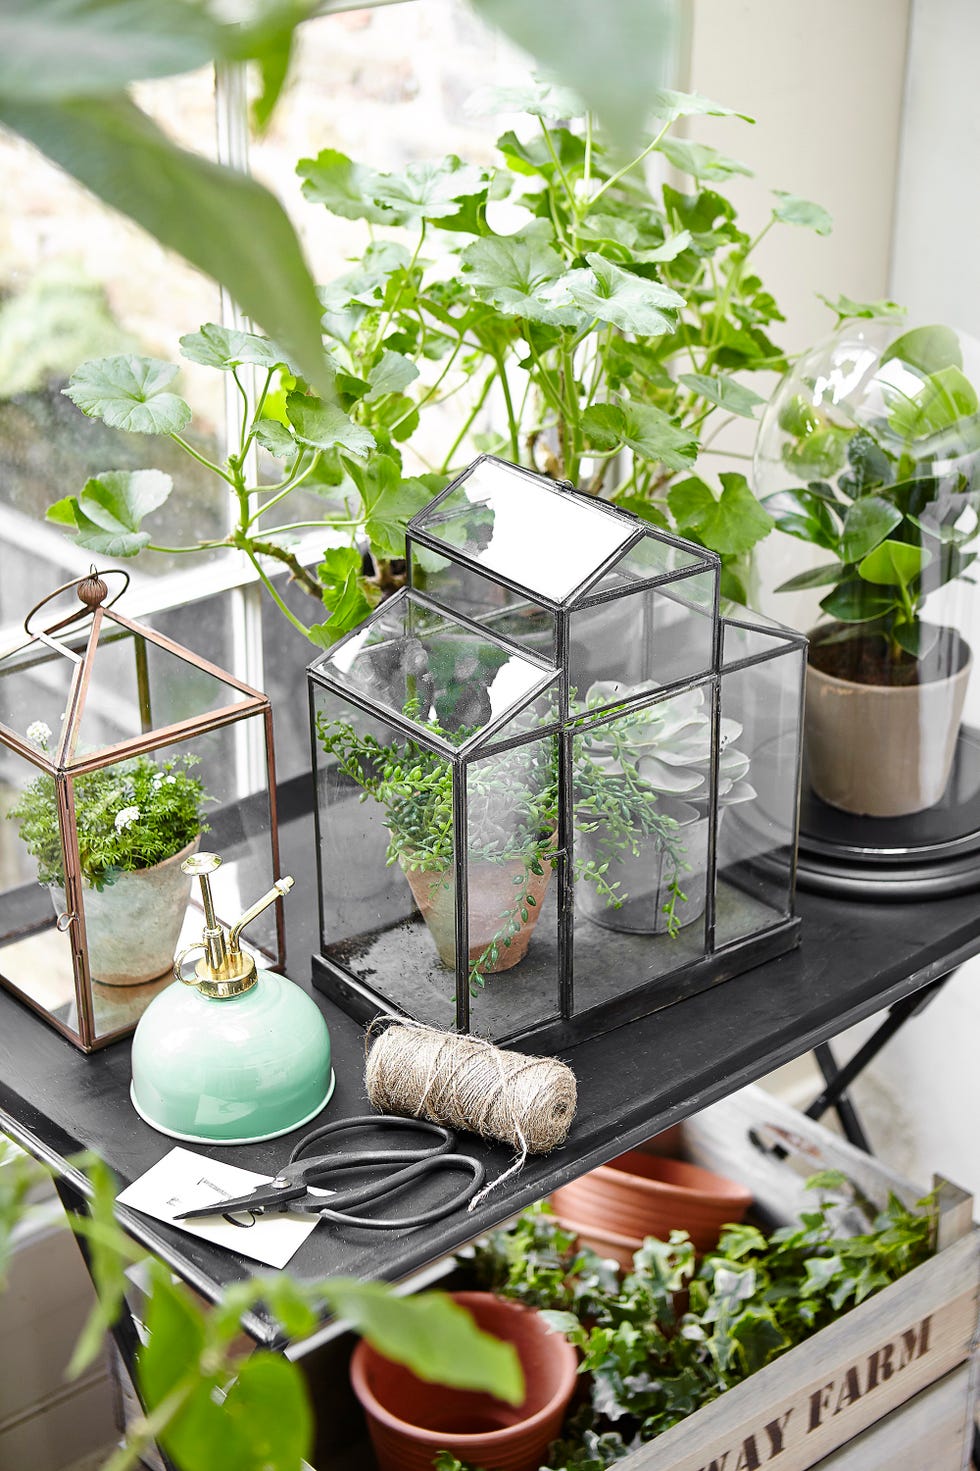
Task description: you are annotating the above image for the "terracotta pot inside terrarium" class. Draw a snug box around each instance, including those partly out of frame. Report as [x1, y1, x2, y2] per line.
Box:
[402, 850, 554, 974]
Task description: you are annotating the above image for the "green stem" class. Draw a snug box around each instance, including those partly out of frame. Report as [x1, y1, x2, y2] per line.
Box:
[232, 367, 250, 451]
[590, 121, 670, 207]
[245, 451, 321, 527]
[145, 539, 229, 554]
[495, 353, 520, 462]
[169, 434, 235, 485]
[439, 369, 496, 474]
[539, 118, 576, 214]
[373, 223, 426, 351]
[241, 367, 275, 456]
[243, 546, 313, 635]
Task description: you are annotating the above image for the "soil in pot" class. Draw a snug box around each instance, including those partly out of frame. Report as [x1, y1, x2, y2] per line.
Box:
[551, 1149, 752, 1259]
[806, 625, 972, 817]
[402, 851, 554, 973]
[50, 835, 200, 987]
[350, 1290, 578, 1471]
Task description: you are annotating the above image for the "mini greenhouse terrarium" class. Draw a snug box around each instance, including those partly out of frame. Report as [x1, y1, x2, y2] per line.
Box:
[0, 571, 285, 1051]
[309, 458, 806, 1045]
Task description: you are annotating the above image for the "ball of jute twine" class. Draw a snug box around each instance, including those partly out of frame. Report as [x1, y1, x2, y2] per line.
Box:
[364, 1017, 577, 1209]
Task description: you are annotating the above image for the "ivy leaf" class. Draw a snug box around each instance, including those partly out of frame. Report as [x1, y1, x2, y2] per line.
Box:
[858, 538, 929, 587]
[669, 473, 773, 555]
[772, 190, 833, 235]
[840, 497, 902, 563]
[179, 323, 285, 372]
[459, 225, 581, 326]
[678, 372, 764, 418]
[64, 354, 191, 434]
[47, 469, 172, 556]
[583, 401, 697, 471]
[323, 1279, 524, 1405]
[659, 137, 753, 183]
[557, 254, 683, 336]
[286, 392, 375, 456]
[369, 157, 487, 226]
[366, 349, 419, 401]
[296, 148, 391, 223]
[253, 420, 297, 460]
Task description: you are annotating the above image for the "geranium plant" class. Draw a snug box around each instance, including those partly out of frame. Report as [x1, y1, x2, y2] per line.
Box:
[47, 83, 831, 638]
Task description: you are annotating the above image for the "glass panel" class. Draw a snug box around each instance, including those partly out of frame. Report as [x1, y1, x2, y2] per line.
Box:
[71, 616, 251, 758]
[409, 543, 558, 661]
[584, 529, 707, 596]
[313, 591, 551, 746]
[312, 686, 458, 1029]
[714, 632, 804, 948]
[571, 688, 711, 1009]
[0, 746, 78, 1040]
[568, 570, 717, 706]
[0, 635, 80, 753]
[413, 460, 634, 603]
[465, 734, 560, 1040]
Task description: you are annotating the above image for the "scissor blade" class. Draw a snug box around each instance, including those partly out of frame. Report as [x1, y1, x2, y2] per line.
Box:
[174, 1180, 305, 1220]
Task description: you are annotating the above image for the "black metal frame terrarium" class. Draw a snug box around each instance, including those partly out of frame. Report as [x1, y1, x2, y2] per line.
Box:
[309, 457, 806, 1047]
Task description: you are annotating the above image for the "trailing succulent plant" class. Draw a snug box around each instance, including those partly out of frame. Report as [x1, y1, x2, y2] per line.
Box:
[47, 80, 832, 642]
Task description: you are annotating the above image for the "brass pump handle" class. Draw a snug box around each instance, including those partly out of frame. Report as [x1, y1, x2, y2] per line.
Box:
[229, 877, 294, 955]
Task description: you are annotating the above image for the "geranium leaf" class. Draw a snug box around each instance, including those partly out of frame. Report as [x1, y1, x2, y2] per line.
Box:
[221, 1353, 313, 1471]
[366, 349, 419, 401]
[669, 472, 773, 555]
[659, 137, 753, 183]
[47, 469, 172, 557]
[468, 78, 585, 122]
[818, 292, 906, 324]
[311, 546, 373, 643]
[296, 148, 390, 223]
[649, 87, 755, 125]
[341, 454, 443, 559]
[179, 323, 285, 372]
[558, 254, 683, 336]
[253, 420, 297, 460]
[678, 372, 764, 418]
[772, 190, 833, 235]
[369, 157, 487, 226]
[459, 225, 581, 326]
[286, 392, 375, 456]
[64, 354, 191, 434]
[584, 401, 697, 471]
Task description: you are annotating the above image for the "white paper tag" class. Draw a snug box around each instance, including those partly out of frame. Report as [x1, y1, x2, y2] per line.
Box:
[117, 1147, 321, 1269]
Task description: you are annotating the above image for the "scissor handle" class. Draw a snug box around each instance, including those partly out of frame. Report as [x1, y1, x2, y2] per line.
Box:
[312, 1153, 486, 1230]
[288, 1114, 455, 1165]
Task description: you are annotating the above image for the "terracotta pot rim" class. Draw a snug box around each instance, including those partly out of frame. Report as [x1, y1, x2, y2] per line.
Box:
[806, 630, 972, 695]
[350, 1291, 578, 1448]
[595, 1153, 752, 1205]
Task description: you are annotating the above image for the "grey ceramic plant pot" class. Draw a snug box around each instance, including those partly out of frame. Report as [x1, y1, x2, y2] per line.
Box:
[805, 639, 972, 817]
[577, 809, 710, 935]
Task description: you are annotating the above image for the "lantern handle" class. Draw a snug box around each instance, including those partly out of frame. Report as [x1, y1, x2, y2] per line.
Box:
[23, 568, 130, 639]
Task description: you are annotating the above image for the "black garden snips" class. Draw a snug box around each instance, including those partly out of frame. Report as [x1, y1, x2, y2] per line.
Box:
[174, 1115, 484, 1230]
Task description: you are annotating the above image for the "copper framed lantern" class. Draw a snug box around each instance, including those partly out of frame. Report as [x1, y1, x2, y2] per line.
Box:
[0, 570, 285, 1051]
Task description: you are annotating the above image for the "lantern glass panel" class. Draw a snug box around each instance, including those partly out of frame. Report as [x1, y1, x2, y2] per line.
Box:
[714, 618, 805, 950]
[411, 458, 634, 602]
[0, 638, 78, 749]
[568, 568, 718, 705]
[317, 591, 552, 747]
[71, 625, 249, 755]
[409, 543, 557, 662]
[570, 687, 711, 1010]
[464, 733, 561, 1041]
[313, 686, 459, 1030]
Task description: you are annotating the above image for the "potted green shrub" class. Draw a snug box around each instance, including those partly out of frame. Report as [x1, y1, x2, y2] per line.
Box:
[575, 682, 754, 935]
[46, 84, 831, 641]
[9, 727, 211, 985]
[756, 315, 980, 818]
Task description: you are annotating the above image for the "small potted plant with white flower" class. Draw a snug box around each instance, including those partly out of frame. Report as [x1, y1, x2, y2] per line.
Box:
[9, 724, 211, 986]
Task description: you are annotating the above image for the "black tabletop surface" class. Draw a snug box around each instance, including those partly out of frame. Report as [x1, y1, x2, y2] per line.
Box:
[1, 799, 977, 1347]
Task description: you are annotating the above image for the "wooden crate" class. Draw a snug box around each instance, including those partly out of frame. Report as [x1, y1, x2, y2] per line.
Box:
[610, 1085, 980, 1471]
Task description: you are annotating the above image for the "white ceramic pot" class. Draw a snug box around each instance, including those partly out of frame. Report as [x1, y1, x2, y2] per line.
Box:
[51, 836, 200, 987]
[805, 639, 972, 817]
[577, 811, 710, 935]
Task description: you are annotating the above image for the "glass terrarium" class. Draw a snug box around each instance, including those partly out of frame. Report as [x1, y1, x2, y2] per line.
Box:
[310, 457, 806, 1046]
[0, 571, 284, 1051]
[755, 319, 980, 895]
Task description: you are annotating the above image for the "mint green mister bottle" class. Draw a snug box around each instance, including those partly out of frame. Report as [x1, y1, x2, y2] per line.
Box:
[131, 853, 334, 1144]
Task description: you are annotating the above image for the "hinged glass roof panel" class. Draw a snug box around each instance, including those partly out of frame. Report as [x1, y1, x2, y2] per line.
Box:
[574, 528, 713, 604]
[310, 590, 558, 749]
[410, 457, 636, 605]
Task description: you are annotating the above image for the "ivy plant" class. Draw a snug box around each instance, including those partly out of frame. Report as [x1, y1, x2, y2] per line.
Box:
[458, 1177, 934, 1469]
[50, 83, 831, 638]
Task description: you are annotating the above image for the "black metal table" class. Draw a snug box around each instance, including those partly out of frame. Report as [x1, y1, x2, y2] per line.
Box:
[1, 797, 977, 1348]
